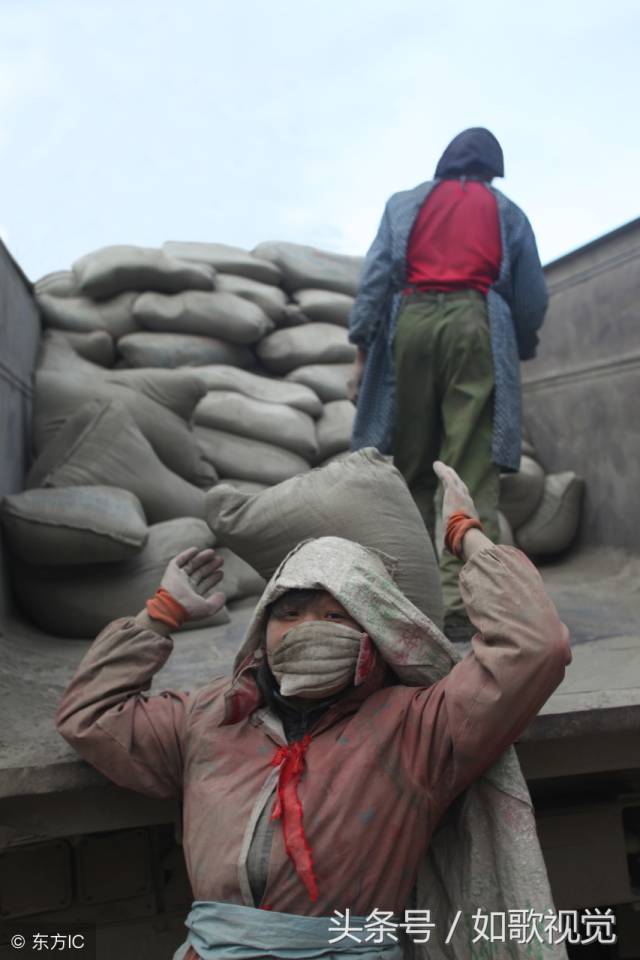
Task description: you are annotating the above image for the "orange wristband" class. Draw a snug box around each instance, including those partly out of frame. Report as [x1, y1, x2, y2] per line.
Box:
[146, 588, 187, 630]
[445, 510, 484, 559]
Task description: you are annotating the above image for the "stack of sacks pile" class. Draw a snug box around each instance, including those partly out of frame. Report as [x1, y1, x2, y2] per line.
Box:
[498, 435, 584, 558]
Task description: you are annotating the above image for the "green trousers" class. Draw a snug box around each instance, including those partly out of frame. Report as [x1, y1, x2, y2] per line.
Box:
[393, 290, 500, 621]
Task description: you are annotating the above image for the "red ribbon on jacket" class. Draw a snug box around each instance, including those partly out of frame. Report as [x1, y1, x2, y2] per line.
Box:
[270, 734, 318, 902]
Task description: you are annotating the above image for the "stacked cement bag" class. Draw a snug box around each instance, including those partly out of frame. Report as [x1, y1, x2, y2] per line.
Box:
[499, 440, 584, 557]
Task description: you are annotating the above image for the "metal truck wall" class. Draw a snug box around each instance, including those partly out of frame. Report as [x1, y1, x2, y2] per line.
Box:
[522, 217, 640, 551]
[0, 241, 40, 619]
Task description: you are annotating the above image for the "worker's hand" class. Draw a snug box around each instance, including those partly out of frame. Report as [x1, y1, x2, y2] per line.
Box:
[433, 461, 479, 527]
[161, 547, 225, 621]
[347, 347, 367, 404]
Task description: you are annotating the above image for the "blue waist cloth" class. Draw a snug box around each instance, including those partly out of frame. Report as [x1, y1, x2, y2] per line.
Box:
[173, 900, 404, 960]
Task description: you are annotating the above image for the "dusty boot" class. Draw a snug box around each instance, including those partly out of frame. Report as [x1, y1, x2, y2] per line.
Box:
[443, 612, 476, 644]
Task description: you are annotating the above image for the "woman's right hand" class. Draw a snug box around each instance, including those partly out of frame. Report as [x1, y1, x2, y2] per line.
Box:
[160, 547, 225, 621]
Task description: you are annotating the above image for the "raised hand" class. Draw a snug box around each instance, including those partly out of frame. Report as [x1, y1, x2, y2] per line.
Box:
[160, 547, 225, 621]
[433, 461, 479, 529]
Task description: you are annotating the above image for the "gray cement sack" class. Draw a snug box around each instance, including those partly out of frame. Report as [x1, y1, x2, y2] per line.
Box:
[219, 479, 269, 495]
[205, 448, 443, 627]
[217, 547, 266, 602]
[1, 486, 148, 566]
[196, 426, 310, 486]
[516, 472, 584, 558]
[292, 289, 354, 327]
[37, 292, 138, 339]
[32, 370, 215, 487]
[73, 245, 215, 298]
[286, 363, 352, 402]
[315, 400, 355, 461]
[163, 241, 282, 286]
[192, 365, 322, 418]
[38, 332, 104, 374]
[215, 274, 287, 323]
[11, 518, 228, 639]
[118, 332, 254, 369]
[59, 330, 115, 367]
[134, 291, 272, 345]
[252, 241, 363, 296]
[275, 304, 313, 329]
[28, 400, 206, 524]
[194, 391, 318, 461]
[257, 323, 356, 375]
[497, 510, 515, 546]
[34, 270, 80, 298]
[499, 455, 545, 531]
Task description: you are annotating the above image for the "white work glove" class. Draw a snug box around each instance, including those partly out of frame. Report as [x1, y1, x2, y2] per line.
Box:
[160, 547, 225, 621]
[433, 460, 479, 528]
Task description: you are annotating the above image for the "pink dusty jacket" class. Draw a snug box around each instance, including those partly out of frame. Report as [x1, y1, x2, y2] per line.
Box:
[56, 544, 570, 918]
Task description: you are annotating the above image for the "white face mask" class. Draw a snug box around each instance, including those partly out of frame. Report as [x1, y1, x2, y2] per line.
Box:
[268, 621, 364, 699]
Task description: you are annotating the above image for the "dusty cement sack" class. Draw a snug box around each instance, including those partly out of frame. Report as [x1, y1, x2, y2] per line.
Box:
[522, 438, 537, 459]
[134, 290, 272, 345]
[34, 270, 80, 298]
[11, 518, 228, 639]
[58, 330, 116, 367]
[219, 479, 269, 495]
[286, 363, 352, 402]
[274, 304, 313, 329]
[499, 455, 545, 531]
[38, 331, 104, 374]
[315, 400, 355, 461]
[37, 292, 138, 339]
[118, 331, 254, 369]
[205, 448, 443, 626]
[252, 241, 363, 296]
[516, 472, 584, 558]
[73, 245, 215, 298]
[196, 426, 310, 486]
[32, 370, 215, 487]
[163, 242, 282, 286]
[257, 323, 356, 375]
[1, 486, 148, 566]
[292, 289, 354, 327]
[192, 365, 322, 418]
[217, 547, 266, 602]
[28, 400, 206, 523]
[497, 510, 515, 546]
[214, 274, 287, 323]
[195, 391, 318, 461]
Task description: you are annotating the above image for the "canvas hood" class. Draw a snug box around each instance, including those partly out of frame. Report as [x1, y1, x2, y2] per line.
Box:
[435, 127, 504, 179]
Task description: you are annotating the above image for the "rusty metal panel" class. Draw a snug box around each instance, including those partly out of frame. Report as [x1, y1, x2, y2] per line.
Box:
[75, 830, 151, 905]
[0, 840, 71, 918]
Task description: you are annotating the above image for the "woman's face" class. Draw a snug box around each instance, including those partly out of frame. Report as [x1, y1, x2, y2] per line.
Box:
[265, 589, 362, 661]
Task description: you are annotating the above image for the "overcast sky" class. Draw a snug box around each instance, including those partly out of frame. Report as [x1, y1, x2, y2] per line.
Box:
[2, 0, 638, 281]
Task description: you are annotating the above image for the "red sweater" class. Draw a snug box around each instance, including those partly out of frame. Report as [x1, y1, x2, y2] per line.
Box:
[406, 180, 501, 295]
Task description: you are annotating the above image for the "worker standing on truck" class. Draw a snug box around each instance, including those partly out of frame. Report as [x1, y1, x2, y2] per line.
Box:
[348, 128, 548, 643]
[55, 462, 570, 960]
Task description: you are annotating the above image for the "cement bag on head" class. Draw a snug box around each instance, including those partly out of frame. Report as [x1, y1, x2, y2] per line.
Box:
[497, 510, 515, 546]
[195, 391, 318, 461]
[499, 455, 545, 531]
[28, 400, 206, 523]
[37, 292, 138, 339]
[134, 291, 272, 345]
[118, 332, 254, 369]
[163, 241, 282, 286]
[73, 245, 215, 298]
[205, 448, 443, 626]
[11, 518, 228, 639]
[286, 363, 352, 403]
[215, 274, 287, 323]
[59, 330, 115, 367]
[192, 365, 321, 418]
[35, 270, 79, 298]
[196, 426, 310, 485]
[1, 486, 148, 566]
[252, 241, 364, 296]
[217, 547, 266, 602]
[32, 370, 215, 487]
[257, 323, 356, 375]
[516, 472, 584, 558]
[292, 289, 354, 327]
[316, 400, 355, 461]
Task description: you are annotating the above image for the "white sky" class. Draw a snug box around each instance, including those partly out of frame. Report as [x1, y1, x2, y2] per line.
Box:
[2, 0, 639, 281]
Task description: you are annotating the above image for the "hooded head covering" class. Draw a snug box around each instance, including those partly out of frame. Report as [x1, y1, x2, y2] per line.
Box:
[435, 127, 504, 180]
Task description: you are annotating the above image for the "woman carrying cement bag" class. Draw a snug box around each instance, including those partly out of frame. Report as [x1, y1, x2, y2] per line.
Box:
[56, 464, 571, 960]
[134, 291, 272, 345]
[118, 332, 254, 369]
[257, 323, 356, 375]
[195, 391, 318, 461]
